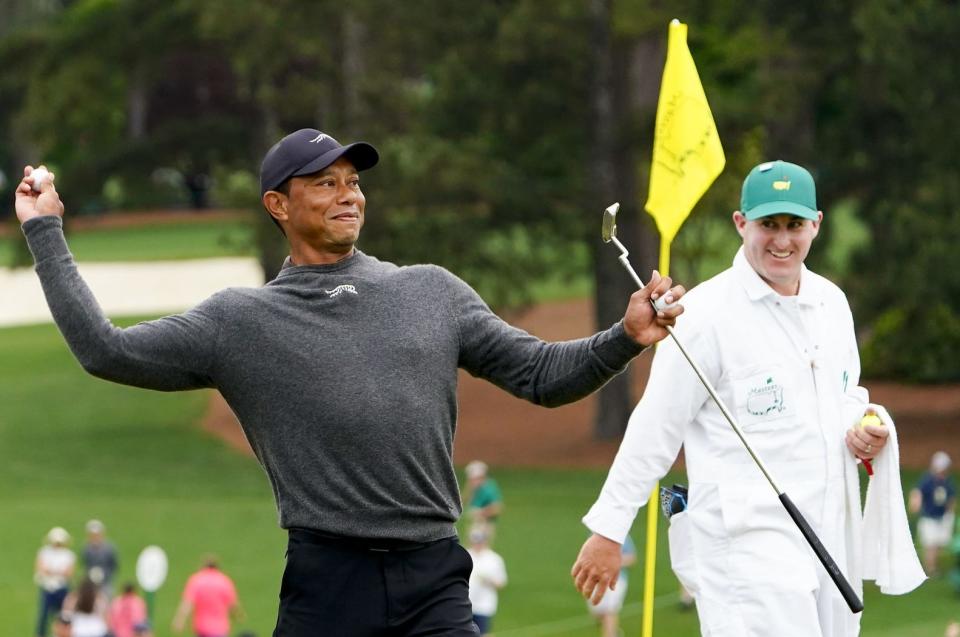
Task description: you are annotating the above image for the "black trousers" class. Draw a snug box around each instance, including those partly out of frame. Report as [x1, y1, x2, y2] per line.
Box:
[273, 529, 479, 637]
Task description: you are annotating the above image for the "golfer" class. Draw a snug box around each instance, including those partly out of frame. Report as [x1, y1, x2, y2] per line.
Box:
[572, 161, 920, 636]
[15, 128, 685, 637]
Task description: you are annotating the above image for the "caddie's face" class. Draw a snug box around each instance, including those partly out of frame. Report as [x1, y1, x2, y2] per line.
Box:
[283, 157, 365, 255]
[733, 211, 822, 296]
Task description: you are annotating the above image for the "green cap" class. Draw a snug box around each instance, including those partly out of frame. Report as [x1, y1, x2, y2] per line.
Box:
[740, 160, 818, 220]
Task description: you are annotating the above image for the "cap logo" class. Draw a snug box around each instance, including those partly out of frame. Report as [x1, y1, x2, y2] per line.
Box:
[309, 133, 330, 144]
[772, 180, 791, 191]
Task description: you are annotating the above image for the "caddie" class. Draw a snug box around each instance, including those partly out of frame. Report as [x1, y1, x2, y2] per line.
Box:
[571, 160, 925, 636]
[15, 128, 686, 637]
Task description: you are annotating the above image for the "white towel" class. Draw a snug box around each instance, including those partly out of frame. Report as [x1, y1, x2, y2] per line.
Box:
[858, 404, 926, 594]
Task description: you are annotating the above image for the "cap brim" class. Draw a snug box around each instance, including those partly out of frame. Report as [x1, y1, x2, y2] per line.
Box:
[292, 142, 379, 178]
[743, 200, 818, 221]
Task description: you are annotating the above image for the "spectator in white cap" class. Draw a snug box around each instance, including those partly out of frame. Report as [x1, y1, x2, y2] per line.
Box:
[83, 519, 118, 597]
[910, 451, 956, 575]
[466, 525, 507, 637]
[34, 527, 76, 637]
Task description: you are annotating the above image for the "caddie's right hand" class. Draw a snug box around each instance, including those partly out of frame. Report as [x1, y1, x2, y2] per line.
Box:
[571, 532, 622, 605]
[15, 165, 64, 224]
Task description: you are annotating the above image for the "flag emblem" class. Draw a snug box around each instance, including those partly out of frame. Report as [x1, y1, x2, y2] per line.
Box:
[645, 21, 725, 247]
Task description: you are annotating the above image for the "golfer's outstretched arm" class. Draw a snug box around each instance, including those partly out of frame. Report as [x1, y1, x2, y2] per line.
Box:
[451, 268, 684, 406]
[16, 168, 219, 391]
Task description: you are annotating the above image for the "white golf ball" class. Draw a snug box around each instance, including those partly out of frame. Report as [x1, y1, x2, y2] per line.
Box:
[653, 295, 678, 312]
[30, 167, 50, 192]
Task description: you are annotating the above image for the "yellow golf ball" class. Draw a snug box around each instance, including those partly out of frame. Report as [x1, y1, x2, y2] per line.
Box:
[860, 413, 883, 429]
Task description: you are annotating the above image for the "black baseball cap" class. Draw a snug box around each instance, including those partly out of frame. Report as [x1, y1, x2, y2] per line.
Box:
[259, 129, 379, 196]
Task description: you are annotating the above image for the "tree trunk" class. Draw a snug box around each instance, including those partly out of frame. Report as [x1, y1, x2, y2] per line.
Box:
[340, 10, 367, 137]
[589, 3, 663, 439]
[625, 34, 663, 278]
[126, 63, 148, 141]
[589, 0, 634, 440]
[256, 101, 287, 282]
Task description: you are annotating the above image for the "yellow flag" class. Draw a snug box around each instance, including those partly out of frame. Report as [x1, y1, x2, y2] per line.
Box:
[645, 20, 725, 245]
[641, 21, 723, 637]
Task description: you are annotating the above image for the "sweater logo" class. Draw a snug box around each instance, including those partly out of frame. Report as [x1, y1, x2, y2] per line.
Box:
[324, 284, 357, 298]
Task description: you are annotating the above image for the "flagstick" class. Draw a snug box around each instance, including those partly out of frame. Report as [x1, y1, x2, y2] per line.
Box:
[641, 233, 675, 637]
[641, 484, 658, 637]
[634, 15, 729, 634]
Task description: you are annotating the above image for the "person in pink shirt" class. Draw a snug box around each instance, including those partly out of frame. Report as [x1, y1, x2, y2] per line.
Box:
[108, 582, 147, 637]
[172, 558, 244, 637]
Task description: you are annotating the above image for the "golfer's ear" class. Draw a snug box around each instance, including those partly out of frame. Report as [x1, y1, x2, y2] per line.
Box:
[263, 191, 288, 223]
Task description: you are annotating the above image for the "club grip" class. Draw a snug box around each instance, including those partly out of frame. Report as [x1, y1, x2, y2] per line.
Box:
[779, 492, 863, 614]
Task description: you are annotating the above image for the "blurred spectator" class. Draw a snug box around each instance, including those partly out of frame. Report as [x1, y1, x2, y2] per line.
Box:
[185, 172, 211, 209]
[108, 582, 148, 637]
[34, 527, 76, 637]
[51, 612, 72, 637]
[63, 576, 109, 637]
[464, 461, 503, 530]
[172, 557, 244, 636]
[82, 519, 118, 597]
[466, 525, 507, 637]
[909, 451, 956, 576]
[586, 534, 636, 637]
[132, 621, 154, 637]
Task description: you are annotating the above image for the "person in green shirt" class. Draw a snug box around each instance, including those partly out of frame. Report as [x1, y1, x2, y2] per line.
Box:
[465, 461, 503, 529]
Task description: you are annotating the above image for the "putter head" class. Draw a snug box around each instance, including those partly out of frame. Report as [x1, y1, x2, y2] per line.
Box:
[601, 203, 620, 243]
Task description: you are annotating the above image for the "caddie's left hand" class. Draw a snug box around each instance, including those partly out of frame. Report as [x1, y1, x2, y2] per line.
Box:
[623, 270, 685, 347]
[845, 408, 889, 461]
[571, 533, 623, 605]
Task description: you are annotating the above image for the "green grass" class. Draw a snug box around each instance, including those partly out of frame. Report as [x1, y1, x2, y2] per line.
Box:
[1, 321, 956, 636]
[2, 218, 256, 265]
[0, 319, 282, 636]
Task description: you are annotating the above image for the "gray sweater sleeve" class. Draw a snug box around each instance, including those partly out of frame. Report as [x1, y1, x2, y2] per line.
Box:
[23, 216, 219, 391]
[444, 268, 645, 407]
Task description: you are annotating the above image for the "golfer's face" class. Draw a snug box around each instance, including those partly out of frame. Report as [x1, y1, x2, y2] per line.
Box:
[735, 212, 821, 296]
[285, 157, 365, 252]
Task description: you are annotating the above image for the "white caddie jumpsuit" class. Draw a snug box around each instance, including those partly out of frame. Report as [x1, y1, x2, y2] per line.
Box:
[584, 248, 867, 637]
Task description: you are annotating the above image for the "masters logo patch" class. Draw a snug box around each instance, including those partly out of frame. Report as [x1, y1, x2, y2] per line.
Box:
[746, 376, 785, 416]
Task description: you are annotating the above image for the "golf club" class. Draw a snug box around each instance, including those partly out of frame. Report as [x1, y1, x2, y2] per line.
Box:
[601, 202, 863, 614]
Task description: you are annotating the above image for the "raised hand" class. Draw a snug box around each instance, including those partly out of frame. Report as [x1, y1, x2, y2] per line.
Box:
[15, 165, 64, 223]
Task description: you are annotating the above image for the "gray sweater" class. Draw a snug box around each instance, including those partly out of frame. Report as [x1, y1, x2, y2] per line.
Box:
[24, 215, 645, 542]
